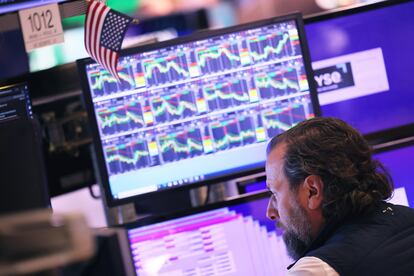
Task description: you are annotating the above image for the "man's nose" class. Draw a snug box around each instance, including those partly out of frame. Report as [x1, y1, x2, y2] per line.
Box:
[266, 196, 279, 221]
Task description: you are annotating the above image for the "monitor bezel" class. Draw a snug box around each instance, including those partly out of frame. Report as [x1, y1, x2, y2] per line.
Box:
[368, 123, 414, 154]
[77, 12, 320, 207]
[123, 190, 270, 230]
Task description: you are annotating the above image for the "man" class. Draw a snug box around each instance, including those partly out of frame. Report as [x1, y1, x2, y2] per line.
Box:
[265, 117, 414, 275]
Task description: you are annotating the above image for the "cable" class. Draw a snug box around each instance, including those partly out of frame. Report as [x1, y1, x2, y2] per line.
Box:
[88, 183, 101, 199]
[203, 184, 211, 206]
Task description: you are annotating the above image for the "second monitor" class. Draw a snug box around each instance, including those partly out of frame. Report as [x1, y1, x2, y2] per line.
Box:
[305, 0, 414, 134]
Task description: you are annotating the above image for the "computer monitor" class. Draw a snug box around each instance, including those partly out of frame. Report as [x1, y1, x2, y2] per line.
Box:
[0, 81, 50, 214]
[374, 143, 414, 208]
[305, 0, 414, 134]
[0, 82, 33, 123]
[78, 13, 319, 206]
[125, 192, 291, 275]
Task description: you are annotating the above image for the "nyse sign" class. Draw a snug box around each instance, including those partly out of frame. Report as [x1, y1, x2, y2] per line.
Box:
[313, 62, 355, 94]
[311, 48, 389, 105]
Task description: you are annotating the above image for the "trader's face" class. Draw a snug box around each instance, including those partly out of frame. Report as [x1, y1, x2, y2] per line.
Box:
[266, 143, 313, 260]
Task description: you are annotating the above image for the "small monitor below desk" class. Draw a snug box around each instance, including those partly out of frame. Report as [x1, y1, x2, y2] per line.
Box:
[125, 192, 291, 276]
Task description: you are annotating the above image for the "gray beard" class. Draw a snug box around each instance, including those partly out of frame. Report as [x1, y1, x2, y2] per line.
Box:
[283, 229, 310, 260]
[280, 201, 313, 260]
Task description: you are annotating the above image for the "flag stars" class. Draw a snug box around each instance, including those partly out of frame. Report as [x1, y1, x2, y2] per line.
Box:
[86, 0, 132, 80]
[100, 10, 132, 51]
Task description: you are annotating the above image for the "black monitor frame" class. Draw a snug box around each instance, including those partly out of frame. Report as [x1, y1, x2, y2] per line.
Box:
[123, 190, 270, 229]
[368, 123, 414, 154]
[77, 12, 319, 207]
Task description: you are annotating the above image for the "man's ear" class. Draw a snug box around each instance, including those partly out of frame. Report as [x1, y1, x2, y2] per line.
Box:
[303, 175, 324, 210]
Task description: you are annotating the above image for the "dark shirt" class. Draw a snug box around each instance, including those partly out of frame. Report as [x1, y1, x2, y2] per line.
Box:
[290, 202, 414, 276]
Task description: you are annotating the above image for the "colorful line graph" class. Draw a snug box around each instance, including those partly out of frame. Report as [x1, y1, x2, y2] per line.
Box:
[152, 90, 197, 123]
[143, 53, 190, 86]
[248, 32, 291, 62]
[105, 140, 149, 175]
[210, 116, 256, 150]
[89, 65, 135, 97]
[255, 65, 300, 99]
[262, 102, 307, 138]
[203, 79, 250, 111]
[159, 128, 204, 163]
[197, 43, 241, 74]
[97, 100, 145, 135]
[239, 116, 257, 144]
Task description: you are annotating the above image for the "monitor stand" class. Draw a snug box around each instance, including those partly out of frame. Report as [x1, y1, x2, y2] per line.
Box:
[133, 188, 193, 216]
[134, 180, 240, 216]
[105, 181, 239, 226]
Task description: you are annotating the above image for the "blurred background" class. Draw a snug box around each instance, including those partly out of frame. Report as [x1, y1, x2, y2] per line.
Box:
[0, 0, 389, 226]
[1, 1, 413, 274]
[5, 0, 377, 75]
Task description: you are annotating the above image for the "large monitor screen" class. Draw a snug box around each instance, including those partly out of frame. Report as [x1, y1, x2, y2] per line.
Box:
[78, 14, 319, 205]
[0, 82, 33, 123]
[305, 0, 414, 134]
[126, 192, 291, 275]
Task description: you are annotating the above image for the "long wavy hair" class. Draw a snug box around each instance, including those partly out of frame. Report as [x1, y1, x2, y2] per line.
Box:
[267, 117, 394, 219]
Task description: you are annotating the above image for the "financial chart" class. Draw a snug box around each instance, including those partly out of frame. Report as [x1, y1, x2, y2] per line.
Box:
[127, 195, 292, 275]
[85, 19, 316, 200]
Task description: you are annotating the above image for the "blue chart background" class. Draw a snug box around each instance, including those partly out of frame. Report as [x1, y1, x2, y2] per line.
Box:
[305, 1, 414, 134]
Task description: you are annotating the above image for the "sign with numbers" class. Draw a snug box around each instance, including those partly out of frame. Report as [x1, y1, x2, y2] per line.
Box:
[18, 3, 64, 52]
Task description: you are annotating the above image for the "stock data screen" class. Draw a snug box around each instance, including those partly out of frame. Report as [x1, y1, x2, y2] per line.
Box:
[127, 195, 291, 275]
[0, 83, 33, 123]
[305, 1, 414, 134]
[84, 18, 316, 200]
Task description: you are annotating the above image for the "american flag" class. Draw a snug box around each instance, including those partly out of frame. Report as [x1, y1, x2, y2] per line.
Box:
[84, 0, 132, 80]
